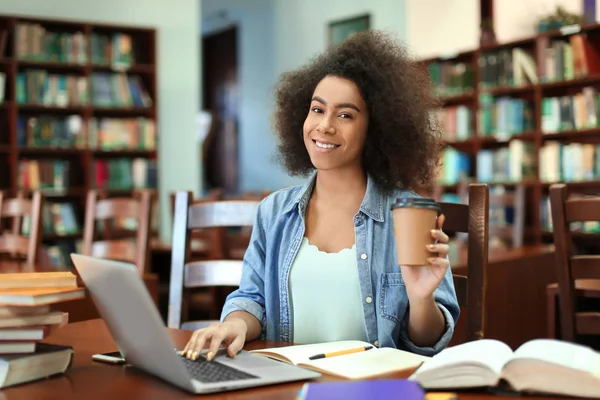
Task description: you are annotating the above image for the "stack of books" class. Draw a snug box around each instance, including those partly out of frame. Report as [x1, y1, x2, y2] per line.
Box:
[0, 271, 85, 388]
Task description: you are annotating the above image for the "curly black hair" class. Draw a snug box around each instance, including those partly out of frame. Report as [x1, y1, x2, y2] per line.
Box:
[272, 29, 443, 192]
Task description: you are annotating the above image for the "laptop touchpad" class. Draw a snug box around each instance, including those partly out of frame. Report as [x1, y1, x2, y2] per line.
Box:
[218, 351, 284, 369]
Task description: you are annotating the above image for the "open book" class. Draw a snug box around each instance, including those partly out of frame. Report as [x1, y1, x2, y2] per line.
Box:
[409, 338, 600, 398]
[250, 340, 429, 379]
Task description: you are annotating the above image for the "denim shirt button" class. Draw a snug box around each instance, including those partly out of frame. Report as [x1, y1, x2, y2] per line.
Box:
[365, 296, 372, 303]
[374, 340, 379, 347]
[360, 253, 367, 260]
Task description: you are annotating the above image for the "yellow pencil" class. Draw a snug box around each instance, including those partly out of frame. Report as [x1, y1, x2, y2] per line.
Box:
[308, 345, 373, 360]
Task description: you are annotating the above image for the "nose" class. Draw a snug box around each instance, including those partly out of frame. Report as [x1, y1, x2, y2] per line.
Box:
[316, 118, 336, 135]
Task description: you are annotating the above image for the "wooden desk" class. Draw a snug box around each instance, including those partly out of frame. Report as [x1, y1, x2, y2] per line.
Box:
[450, 244, 557, 349]
[0, 319, 565, 399]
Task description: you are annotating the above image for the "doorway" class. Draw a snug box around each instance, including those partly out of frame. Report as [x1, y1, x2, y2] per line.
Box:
[202, 26, 239, 195]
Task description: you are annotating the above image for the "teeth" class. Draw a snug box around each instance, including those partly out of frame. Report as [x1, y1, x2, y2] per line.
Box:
[315, 141, 337, 149]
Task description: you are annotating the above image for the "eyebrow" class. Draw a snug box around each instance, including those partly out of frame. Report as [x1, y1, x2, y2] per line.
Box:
[312, 96, 361, 112]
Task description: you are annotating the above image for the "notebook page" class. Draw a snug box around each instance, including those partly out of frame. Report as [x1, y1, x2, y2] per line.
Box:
[512, 339, 600, 376]
[304, 347, 430, 379]
[251, 340, 372, 365]
[413, 339, 513, 376]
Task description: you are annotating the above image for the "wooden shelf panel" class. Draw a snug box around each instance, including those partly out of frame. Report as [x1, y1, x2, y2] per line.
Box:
[481, 84, 535, 96]
[541, 128, 600, 141]
[19, 147, 84, 156]
[17, 104, 87, 113]
[541, 75, 600, 90]
[540, 180, 600, 188]
[91, 64, 155, 74]
[92, 107, 154, 117]
[480, 37, 536, 52]
[438, 93, 475, 105]
[17, 187, 87, 197]
[16, 60, 87, 72]
[91, 149, 156, 158]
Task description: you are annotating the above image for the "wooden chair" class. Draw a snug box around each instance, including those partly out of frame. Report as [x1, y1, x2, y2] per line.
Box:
[169, 188, 224, 260]
[0, 191, 44, 271]
[168, 191, 260, 330]
[546, 183, 600, 343]
[439, 183, 490, 342]
[82, 189, 152, 274]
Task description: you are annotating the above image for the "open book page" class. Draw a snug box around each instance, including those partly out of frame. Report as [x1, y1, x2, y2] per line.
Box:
[411, 339, 514, 377]
[250, 340, 372, 365]
[509, 339, 600, 376]
[301, 347, 430, 379]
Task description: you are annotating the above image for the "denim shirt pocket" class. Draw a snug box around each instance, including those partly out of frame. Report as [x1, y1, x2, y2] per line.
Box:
[379, 272, 409, 324]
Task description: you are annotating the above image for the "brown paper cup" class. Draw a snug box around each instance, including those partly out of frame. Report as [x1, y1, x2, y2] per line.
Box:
[391, 197, 440, 266]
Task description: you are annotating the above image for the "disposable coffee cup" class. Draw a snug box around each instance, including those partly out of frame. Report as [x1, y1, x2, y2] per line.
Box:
[391, 197, 441, 266]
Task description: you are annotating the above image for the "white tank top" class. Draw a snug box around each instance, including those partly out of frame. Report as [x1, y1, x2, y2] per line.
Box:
[289, 237, 368, 344]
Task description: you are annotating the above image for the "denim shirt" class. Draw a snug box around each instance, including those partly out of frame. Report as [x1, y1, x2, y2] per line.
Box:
[220, 173, 460, 356]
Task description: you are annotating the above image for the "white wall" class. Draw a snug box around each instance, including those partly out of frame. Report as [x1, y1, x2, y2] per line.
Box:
[494, 0, 582, 43]
[274, 0, 407, 75]
[406, 0, 479, 59]
[2, 0, 201, 242]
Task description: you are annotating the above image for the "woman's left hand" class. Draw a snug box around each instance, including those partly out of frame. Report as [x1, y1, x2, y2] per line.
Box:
[401, 214, 450, 300]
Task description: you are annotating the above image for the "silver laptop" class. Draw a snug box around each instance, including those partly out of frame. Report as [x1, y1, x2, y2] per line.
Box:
[70, 253, 320, 394]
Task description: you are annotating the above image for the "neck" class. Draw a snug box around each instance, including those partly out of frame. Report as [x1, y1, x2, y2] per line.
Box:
[312, 165, 367, 210]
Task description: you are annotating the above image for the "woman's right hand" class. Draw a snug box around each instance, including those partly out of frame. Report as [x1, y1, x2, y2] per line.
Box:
[180, 318, 248, 361]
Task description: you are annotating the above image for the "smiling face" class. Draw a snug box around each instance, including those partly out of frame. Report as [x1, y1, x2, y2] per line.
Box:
[303, 75, 369, 172]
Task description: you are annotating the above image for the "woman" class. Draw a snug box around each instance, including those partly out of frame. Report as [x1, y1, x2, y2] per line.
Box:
[182, 29, 459, 361]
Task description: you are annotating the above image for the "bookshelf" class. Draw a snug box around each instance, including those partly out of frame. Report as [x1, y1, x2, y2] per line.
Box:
[0, 14, 159, 267]
[421, 22, 600, 247]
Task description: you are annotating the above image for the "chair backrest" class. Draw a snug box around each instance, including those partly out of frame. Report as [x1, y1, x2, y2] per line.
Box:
[170, 188, 224, 260]
[82, 189, 152, 274]
[0, 191, 44, 270]
[489, 185, 526, 248]
[168, 190, 260, 329]
[549, 183, 600, 342]
[438, 183, 489, 342]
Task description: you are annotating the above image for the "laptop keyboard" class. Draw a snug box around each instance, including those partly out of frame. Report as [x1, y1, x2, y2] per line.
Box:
[182, 356, 258, 383]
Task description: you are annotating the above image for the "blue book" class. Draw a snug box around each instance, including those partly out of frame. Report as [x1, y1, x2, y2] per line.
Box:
[296, 379, 424, 400]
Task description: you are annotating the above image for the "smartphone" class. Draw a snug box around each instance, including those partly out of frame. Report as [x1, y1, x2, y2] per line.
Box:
[92, 351, 126, 364]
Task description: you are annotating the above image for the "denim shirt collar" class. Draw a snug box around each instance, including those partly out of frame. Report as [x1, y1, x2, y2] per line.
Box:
[282, 171, 385, 222]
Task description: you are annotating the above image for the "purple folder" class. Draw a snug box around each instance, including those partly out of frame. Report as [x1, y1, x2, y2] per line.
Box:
[297, 379, 424, 400]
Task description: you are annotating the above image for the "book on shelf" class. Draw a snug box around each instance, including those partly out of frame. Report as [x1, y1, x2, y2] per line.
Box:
[0, 343, 73, 389]
[17, 159, 71, 192]
[91, 158, 157, 190]
[15, 22, 87, 63]
[17, 115, 85, 149]
[539, 141, 600, 182]
[16, 70, 89, 107]
[478, 93, 535, 139]
[540, 32, 600, 82]
[87, 117, 156, 150]
[428, 60, 474, 97]
[250, 340, 429, 379]
[409, 338, 600, 399]
[479, 46, 538, 89]
[542, 86, 600, 133]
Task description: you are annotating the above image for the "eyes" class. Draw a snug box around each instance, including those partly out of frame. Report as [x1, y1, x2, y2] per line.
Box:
[310, 106, 353, 119]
